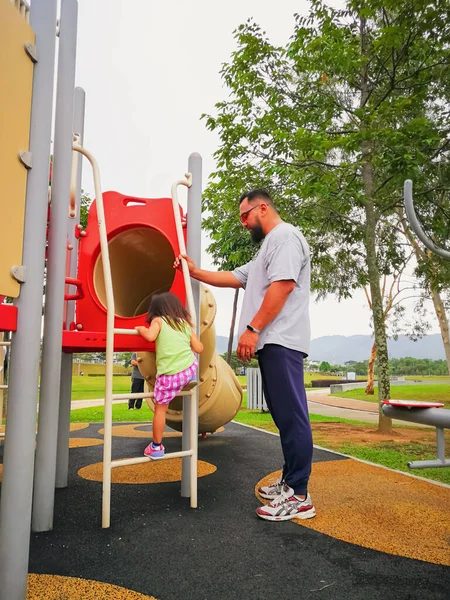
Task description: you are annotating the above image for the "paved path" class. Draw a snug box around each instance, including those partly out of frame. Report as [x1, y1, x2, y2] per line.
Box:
[71, 398, 126, 410]
[307, 388, 380, 422]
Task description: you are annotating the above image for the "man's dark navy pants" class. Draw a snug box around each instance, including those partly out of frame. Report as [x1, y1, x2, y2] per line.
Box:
[257, 344, 313, 496]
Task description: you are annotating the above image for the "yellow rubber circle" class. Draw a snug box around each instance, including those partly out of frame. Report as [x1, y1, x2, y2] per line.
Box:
[27, 573, 157, 599]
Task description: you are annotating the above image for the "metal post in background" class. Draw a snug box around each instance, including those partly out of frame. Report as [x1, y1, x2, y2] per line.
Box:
[55, 86, 85, 489]
[0, 0, 58, 597]
[32, 0, 78, 532]
[182, 153, 202, 497]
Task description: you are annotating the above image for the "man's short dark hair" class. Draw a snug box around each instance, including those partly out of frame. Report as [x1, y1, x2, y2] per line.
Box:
[239, 188, 274, 207]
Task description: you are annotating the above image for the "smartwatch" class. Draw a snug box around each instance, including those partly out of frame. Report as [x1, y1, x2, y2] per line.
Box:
[246, 324, 261, 334]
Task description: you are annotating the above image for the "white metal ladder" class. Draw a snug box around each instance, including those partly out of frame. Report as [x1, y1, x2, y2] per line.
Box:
[72, 141, 199, 528]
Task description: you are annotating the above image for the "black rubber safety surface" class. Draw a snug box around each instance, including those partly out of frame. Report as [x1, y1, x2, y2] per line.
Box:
[2, 421, 450, 600]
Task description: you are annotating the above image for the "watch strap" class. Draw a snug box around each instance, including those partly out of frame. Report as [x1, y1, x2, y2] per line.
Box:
[247, 324, 261, 334]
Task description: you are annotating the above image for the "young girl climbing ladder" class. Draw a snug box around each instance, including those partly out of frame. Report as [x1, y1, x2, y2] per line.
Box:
[135, 292, 203, 458]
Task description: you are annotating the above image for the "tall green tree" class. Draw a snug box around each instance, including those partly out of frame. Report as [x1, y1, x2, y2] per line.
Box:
[202, 0, 450, 432]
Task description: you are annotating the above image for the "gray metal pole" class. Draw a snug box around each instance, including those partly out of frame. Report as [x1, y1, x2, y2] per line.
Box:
[56, 353, 73, 488]
[55, 87, 85, 489]
[181, 153, 202, 497]
[32, 0, 78, 532]
[0, 1, 58, 598]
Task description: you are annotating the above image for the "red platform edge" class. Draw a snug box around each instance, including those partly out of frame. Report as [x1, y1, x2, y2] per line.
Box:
[0, 303, 18, 332]
[62, 330, 155, 354]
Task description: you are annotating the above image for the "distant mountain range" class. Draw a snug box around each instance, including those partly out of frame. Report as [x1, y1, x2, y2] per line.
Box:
[216, 333, 446, 363]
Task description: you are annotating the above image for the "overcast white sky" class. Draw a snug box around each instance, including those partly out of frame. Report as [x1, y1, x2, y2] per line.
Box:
[74, 0, 440, 340]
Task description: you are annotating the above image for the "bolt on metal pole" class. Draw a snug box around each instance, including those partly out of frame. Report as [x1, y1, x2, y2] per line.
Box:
[32, 0, 78, 532]
[0, 1, 58, 597]
[181, 153, 202, 497]
[55, 86, 85, 489]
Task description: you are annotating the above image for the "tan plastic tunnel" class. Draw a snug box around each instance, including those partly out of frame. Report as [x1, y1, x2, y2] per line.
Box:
[93, 227, 176, 317]
[138, 285, 243, 434]
[93, 227, 243, 433]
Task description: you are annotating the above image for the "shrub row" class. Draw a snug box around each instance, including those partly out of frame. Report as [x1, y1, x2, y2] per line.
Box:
[311, 378, 367, 388]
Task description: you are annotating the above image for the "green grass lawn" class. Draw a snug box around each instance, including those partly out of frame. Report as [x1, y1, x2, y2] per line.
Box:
[70, 375, 131, 400]
[70, 402, 152, 422]
[333, 384, 450, 408]
[404, 375, 450, 382]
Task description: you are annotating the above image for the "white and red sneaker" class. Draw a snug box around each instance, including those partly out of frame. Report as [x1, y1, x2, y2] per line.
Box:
[256, 483, 316, 521]
[258, 478, 284, 500]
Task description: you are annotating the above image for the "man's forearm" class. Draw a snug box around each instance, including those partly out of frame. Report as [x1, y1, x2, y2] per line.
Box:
[191, 268, 243, 289]
[250, 280, 295, 331]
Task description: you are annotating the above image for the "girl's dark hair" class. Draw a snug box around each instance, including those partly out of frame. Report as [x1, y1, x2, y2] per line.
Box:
[146, 292, 193, 332]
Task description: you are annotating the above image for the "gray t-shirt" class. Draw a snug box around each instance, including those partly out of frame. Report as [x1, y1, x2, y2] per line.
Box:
[233, 222, 311, 355]
[131, 353, 144, 380]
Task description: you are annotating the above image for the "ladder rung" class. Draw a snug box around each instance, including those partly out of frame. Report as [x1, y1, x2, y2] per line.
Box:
[111, 392, 154, 400]
[113, 328, 139, 335]
[111, 389, 195, 401]
[150, 450, 193, 461]
[111, 449, 193, 468]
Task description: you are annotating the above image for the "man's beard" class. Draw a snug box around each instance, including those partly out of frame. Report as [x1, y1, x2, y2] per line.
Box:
[250, 222, 265, 244]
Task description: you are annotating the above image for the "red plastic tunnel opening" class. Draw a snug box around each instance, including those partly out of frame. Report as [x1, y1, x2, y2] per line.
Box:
[92, 226, 176, 318]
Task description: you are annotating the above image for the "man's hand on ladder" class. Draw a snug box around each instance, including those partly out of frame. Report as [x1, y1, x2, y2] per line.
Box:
[174, 254, 196, 275]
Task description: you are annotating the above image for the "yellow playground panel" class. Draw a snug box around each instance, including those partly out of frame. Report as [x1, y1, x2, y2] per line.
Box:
[0, 0, 35, 298]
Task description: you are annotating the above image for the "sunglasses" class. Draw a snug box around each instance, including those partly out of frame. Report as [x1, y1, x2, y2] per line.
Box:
[239, 203, 262, 224]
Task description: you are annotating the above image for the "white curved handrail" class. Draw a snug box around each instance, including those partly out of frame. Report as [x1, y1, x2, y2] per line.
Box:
[404, 180, 450, 261]
[171, 173, 196, 329]
[72, 140, 122, 528]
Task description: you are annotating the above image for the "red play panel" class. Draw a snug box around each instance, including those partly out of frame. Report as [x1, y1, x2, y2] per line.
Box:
[61, 191, 187, 353]
[382, 400, 445, 408]
[0, 301, 17, 332]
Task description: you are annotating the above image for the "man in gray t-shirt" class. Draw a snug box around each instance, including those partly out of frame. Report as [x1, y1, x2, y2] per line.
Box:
[232, 220, 311, 356]
[129, 352, 144, 410]
[174, 188, 315, 523]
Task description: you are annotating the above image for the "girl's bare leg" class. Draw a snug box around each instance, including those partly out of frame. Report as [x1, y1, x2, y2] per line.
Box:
[153, 403, 169, 444]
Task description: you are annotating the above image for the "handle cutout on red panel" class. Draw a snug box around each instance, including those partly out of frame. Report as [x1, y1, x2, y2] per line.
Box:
[123, 197, 147, 207]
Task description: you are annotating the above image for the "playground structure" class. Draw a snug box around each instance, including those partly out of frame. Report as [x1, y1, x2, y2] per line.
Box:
[0, 1, 241, 598]
[381, 180, 450, 469]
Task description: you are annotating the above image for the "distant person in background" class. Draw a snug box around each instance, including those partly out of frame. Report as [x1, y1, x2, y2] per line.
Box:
[129, 352, 144, 410]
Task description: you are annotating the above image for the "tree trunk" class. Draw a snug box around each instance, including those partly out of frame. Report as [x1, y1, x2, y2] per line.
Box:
[227, 288, 239, 365]
[430, 283, 450, 375]
[364, 200, 392, 432]
[359, 15, 392, 433]
[365, 342, 376, 395]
